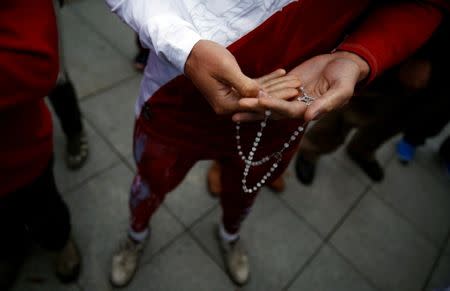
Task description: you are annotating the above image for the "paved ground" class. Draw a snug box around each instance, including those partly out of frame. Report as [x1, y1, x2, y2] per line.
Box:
[11, 0, 450, 290]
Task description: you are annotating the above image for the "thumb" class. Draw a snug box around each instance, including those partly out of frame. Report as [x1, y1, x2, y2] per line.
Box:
[218, 55, 260, 98]
[230, 71, 260, 98]
[304, 85, 353, 121]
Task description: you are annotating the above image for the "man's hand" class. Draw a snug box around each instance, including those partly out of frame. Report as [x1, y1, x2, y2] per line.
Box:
[233, 51, 370, 122]
[184, 40, 261, 115]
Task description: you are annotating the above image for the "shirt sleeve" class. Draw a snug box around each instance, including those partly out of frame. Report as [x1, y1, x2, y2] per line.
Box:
[338, 1, 444, 83]
[105, 0, 202, 73]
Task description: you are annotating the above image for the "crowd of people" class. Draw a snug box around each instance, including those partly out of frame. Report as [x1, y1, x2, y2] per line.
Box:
[1, 0, 449, 289]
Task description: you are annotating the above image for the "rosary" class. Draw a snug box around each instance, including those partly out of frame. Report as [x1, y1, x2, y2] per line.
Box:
[236, 87, 315, 194]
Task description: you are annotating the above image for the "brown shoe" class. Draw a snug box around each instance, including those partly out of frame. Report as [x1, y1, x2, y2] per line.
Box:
[207, 161, 222, 197]
[267, 175, 285, 193]
[55, 238, 81, 283]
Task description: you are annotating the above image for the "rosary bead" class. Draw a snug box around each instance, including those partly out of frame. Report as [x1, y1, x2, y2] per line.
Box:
[235, 101, 309, 193]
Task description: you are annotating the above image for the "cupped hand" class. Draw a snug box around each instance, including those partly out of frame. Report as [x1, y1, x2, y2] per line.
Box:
[184, 40, 260, 115]
[233, 51, 370, 122]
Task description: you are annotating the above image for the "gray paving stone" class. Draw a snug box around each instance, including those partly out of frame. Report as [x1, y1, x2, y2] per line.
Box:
[51, 112, 120, 193]
[127, 154, 136, 171]
[331, 192, 437, 291]
[281, 155, 367, 237]
[287, 245, 377, 291]
[164, 161, 218, 227]
[59, 6, 136, 98]
[81, 76, 141, 158]
[11, 247, 80, 291]
[373, 158, 450, 246]
[126, 234, 234, 291]
[427, 255, 450, 291]
[191, 190, 322, 291]
[65, 164, 184, 291]
[71, 0, 136, 59]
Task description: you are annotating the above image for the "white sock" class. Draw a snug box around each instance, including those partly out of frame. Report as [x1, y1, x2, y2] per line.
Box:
[128, 226, 149, 243]
[219, 223, 239, 243]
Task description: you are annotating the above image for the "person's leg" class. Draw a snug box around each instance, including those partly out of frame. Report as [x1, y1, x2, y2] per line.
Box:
[296, 109, 352, 184]
[206, 161, 285, 197]
[111, 120, 197, 287]
[20, 159, 80, 283]
[48, 72, 83, 139]
[344, 79, 405, 181]
[400, 92, 449, 153]
[217, 146, 297, 285]
[48, 74, 88, 170]
[50, 1, 88, 169]
[0, 194, 29, 290]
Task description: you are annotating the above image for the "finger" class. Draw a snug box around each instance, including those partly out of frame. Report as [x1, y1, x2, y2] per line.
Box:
[262, 75, 301, 89]
[259, 96, 307, 119]
[265, 79, 302, 94]
[237, 90, 269, 112]
[304, 85, 354, 121]
[256, 69, 286, 84]
[266, 87, 301, 101]
[238, 97, 263, 111]
[220, 62, 260, 98]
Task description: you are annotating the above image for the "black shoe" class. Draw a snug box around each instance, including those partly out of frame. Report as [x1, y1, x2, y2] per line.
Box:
[66, 130, 89, 170]
[347, 149, 384, 182]
[295, 155, 316, 185]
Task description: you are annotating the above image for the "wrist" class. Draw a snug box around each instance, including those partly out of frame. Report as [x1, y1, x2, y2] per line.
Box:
[333, 51, 370, 82]
[184, 39, 204, 77]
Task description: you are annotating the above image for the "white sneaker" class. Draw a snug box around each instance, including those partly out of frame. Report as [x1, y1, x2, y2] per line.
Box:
[110, 237, 145, 287]
[216, 227, 250, 285]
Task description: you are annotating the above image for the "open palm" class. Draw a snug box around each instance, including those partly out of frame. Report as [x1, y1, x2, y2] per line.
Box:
[233, 52, 368, 122]
[287, 53, 361, 120]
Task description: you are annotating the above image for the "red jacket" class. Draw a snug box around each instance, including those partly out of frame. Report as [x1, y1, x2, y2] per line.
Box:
[0, 0, 59, 196]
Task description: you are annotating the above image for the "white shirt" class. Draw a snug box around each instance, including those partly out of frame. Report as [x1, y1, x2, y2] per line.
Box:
[106, 0, 295, 115]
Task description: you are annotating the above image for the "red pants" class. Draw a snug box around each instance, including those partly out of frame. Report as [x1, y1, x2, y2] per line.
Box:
[129, 113, 301, 234]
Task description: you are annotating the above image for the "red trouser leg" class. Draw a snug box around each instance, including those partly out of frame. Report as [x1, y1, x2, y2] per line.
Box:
[129, 120, 197, 233]
[129, 116, 301, 235]
[219, 145, 298, 234]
